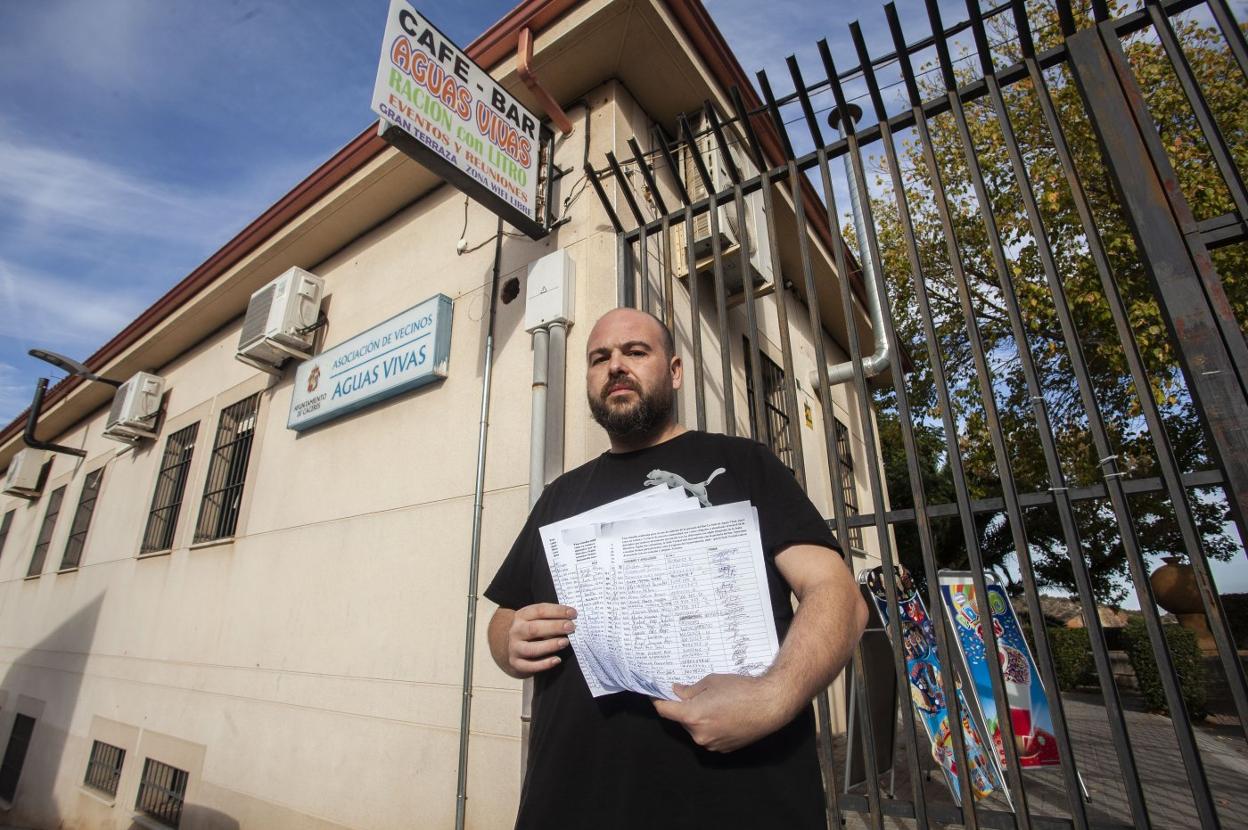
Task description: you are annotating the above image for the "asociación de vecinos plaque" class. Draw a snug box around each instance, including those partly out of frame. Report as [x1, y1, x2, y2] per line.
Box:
[288, 294, 452, 431]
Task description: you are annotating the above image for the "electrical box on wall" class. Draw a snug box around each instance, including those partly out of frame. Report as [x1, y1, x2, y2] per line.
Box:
[3, 448, 50, 498]
[524, 250, 576, 332]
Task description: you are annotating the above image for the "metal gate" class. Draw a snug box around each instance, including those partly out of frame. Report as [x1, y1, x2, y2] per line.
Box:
[586, 0, 1247, 827]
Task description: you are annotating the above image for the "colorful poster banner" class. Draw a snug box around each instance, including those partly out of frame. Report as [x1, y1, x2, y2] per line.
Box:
[938, 574, 1061, 768]
[859, 565, 1004, 805]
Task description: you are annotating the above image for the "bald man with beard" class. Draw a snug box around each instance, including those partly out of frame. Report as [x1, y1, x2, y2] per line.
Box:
[486, 308, 867, 829]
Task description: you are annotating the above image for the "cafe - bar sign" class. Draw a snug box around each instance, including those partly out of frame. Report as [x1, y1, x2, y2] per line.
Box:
[371, 0, 546, 239]
[288, 295, 452, 431]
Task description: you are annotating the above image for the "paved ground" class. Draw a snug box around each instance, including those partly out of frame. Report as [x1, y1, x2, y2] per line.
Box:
[832, 691, 1248, 829]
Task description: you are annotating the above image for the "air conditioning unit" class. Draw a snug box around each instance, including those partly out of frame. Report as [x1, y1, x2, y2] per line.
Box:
[102, 372, 166, 443]
[235, 267, 324, 372]
[3, 448, 49, 498]
[670, 114, 775, 298]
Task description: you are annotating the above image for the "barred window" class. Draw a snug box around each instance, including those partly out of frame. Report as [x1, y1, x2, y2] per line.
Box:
[28, 485, 66, 578]
[194, 393, 260, 543]
[59, 468, 104, 571]
[0, 510, 14, 563]
[83, 740, 125, 797]
[834, 418, 864, 552]
[141, 423, 199, 553]
[0, 714, 35, 802]
[135, 758, 187, 828]
[743, 340, 795, 472]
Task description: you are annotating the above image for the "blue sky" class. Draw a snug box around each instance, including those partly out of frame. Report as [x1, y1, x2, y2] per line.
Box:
[1, 0, 1245, 597]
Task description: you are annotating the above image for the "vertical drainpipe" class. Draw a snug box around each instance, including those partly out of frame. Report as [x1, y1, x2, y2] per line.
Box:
[519, 319, 568, 777]
[455, 219, 504, 830]
[521, 325, 550, 776]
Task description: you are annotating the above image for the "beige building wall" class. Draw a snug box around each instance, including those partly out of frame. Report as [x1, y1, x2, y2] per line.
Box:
[0, 8, 889, 829]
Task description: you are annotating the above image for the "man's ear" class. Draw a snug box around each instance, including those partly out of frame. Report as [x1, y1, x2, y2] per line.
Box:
[669, 354, 683, 390]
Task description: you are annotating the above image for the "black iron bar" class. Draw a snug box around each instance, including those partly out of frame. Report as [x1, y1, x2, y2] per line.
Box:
[757, 181, 808, 500]
[818, 38, 937, 828]
[1069, 27, 1227, 829]
[617, 233, 633, 308]
[683, 204, 708, 431]
[651, 126, 690, 207]
[728, 85, 769, 174]
[756, 71, 798, 163]
[585, 165, 623, 233]
[1144, 0, 1248, 233]
[1205, 0, 1248, 81]
[1057, 0, 1078, 37]
[679, 114, 716, 198]
[791, 151, 885, 830]
[1097, 25, 1248, 416]
[842, 469, 1226, 527]
[901, 1, 1034, 822]
[628, 137, 669, 217]
[639, 218, 651, 312]
[607, 151, 650, 311]
[1017, 0, 1248, 757]
[696, 104, 737, 437]
[604, 152, 646, 229]
[850, 15, 981, 825]
[734, 184, 768, 443]
[704, 105, 742, 185]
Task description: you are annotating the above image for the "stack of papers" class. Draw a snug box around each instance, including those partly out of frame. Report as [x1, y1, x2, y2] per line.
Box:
[540, 486, 779, 700]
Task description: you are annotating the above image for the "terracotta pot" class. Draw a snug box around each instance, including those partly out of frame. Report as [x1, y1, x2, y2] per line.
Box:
[1150, 555, 1203, 615]
[1150, 555, 1217, 654]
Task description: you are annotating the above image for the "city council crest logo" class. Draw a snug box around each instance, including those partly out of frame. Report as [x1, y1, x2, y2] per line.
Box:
[307, 365, 321, 393]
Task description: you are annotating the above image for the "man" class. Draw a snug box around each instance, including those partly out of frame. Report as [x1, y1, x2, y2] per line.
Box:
[486, 308, 868, 829]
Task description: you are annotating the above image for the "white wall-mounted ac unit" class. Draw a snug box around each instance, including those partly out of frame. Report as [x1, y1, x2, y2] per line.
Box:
[102, 372, 166, 443]
[236, 267, 324, 372]
[3, 448, 49, 498]
[670, 114, 775, 298]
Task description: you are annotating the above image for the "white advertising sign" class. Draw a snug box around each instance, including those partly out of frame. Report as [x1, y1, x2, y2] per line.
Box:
[288, 295, 452, 431]
[371, 0, 543, 234]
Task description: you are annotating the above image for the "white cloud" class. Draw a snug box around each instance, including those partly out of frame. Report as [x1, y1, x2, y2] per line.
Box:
[0, 362, 29, 425]
[0, 258, 146, 349]
[0, 127, 254, 247]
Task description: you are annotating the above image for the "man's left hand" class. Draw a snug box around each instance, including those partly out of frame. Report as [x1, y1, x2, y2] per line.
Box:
[652, 674, 792, 753]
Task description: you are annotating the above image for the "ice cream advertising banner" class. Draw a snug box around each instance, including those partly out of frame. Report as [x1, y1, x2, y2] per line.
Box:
[371, 0, 545, 237]
[860, 566, 1004, 805]
[939, 574, 1060, 769]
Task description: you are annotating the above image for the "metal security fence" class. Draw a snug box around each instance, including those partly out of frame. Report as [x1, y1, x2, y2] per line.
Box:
[136, 757, 187, 828]
[83, 740, 125, 798]
[587, 0, 1247, 827]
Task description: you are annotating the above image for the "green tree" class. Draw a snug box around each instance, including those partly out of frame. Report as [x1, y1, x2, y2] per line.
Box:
[867, 0, 1247, 602]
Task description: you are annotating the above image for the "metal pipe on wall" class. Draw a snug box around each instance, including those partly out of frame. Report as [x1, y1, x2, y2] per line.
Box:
[454, 219, 504, 830]
[807, 114, 891, 392]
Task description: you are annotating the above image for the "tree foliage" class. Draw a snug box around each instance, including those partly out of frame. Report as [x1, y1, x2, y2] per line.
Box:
[865, 0, 1247, 602]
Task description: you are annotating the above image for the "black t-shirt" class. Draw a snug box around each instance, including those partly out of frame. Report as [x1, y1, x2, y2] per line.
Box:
[486, 430, 841, 830]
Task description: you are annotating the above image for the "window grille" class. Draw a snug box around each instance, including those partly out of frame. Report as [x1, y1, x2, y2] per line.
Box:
[0, 714, 35, 802]
[59, 467, 104, 570]
[743, 341, 795, 472]
[141, 423, 199, 553]
[83, 740, 125, 797]
[0, 510, 14, 562]
[834, 418, 863, 552]
[135, 758, 186, 828]
[27, 486, 66, 578]
[194, 393, 260, 543]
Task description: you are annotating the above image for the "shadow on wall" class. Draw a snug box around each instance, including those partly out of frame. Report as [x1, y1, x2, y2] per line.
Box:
[0, 594, 103, 829]
[129, 804, 240, 830]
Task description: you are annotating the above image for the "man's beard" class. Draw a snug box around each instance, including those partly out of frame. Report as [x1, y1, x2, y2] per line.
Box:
[588, 375, 674, 441]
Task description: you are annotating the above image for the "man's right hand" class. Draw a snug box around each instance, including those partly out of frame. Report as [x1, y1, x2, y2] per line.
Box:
[487, 604, 577, 679]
